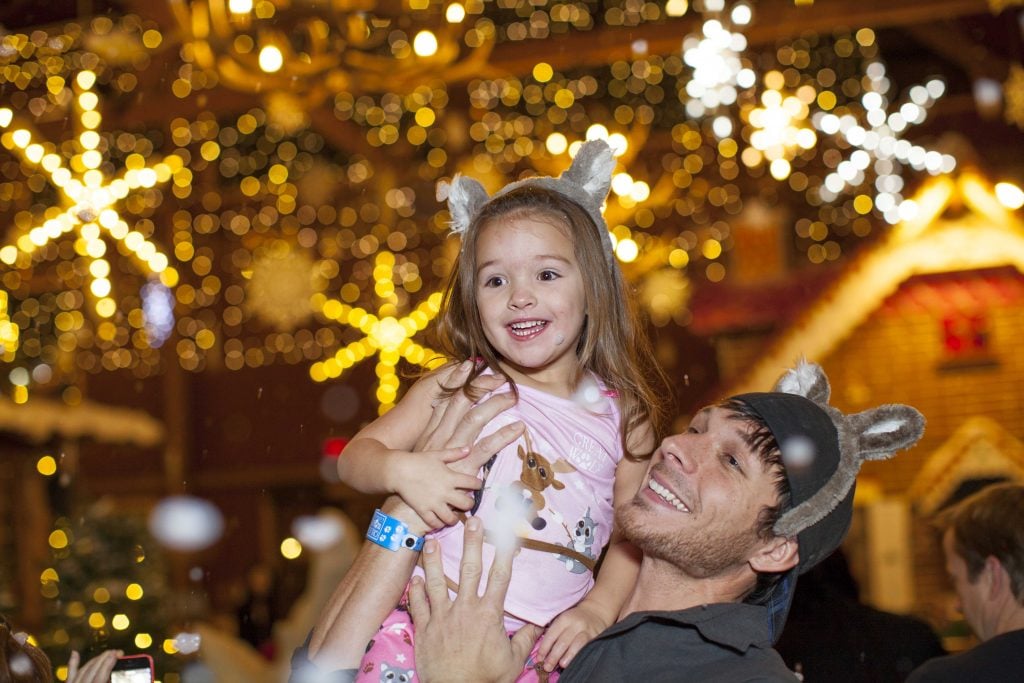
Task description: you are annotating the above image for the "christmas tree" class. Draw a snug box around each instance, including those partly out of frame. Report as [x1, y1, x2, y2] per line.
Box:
[37, 499, 181, 680]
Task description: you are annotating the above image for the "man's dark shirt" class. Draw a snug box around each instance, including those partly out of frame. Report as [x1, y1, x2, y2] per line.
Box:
[560, 602, 798, 682]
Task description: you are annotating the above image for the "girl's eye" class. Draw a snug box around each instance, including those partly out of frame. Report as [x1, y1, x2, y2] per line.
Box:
[483, 275, 505, 287]
[539, 270, 560, 281]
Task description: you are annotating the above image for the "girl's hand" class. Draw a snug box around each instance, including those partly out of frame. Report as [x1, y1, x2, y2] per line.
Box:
[536, 602, 610, 672]
[390, 449, 482, 530]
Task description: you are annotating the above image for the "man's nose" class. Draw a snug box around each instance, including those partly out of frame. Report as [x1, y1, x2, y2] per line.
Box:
[662, 434, 698, 473]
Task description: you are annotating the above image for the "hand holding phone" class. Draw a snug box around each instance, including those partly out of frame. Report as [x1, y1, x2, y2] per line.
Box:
[109, 654, 155, 683]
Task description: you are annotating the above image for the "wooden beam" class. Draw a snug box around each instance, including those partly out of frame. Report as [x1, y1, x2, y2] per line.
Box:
[477, 0, 993, 80]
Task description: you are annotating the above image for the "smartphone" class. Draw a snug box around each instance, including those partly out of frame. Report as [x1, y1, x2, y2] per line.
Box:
[110, 654, 154, 683]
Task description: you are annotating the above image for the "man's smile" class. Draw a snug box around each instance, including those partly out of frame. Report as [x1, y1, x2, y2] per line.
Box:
[646, 476, 691, 513]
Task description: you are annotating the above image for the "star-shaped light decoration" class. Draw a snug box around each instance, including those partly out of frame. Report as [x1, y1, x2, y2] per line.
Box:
[812, 61, 957, 225]
[0, 70, 183, 320]
[309, 251, 445, 414]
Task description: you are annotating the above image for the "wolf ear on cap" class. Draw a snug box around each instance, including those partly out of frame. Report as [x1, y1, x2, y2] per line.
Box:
[446, 174, 490, 236]
[773, 358, 831, 405]
[560, 139, 615, 207]
[846, 404, 926, 463]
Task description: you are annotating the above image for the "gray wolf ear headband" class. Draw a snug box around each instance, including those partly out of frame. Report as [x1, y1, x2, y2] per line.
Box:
[439, 139, 617, 262]
[734, 360, 925, 572]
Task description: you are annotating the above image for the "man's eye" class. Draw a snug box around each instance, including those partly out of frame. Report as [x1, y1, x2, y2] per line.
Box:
[725, 454, 742, 470]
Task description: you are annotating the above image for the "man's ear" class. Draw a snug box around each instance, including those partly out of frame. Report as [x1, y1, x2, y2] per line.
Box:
[750, 535, 799, 574]
[984, 555, 1005, 600]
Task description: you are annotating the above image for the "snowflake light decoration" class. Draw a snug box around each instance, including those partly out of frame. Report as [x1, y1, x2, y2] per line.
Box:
[310, 251, 445, 414]
[681, 1, 756, 139]
[813, 61, 957, 224]
[0, 70, 183, 319]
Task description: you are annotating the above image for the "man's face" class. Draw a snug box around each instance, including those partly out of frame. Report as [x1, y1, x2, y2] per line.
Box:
[942, 527, 990, 640]
[617, 405, 784, 576]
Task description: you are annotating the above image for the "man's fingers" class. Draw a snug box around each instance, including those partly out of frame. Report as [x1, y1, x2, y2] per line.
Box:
[407, 576, 429, 626]
[451, 391, 516, 440]
[438, 446, 472, 464]
[420, 539, 451, 606]
[464, 420, 525, 471]
[457, 517, 485, 599]
[481, 528, 516, 612]
[510, 624, 544, 670]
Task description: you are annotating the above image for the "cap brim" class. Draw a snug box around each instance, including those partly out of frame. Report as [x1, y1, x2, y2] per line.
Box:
[764, 566, 798, 644]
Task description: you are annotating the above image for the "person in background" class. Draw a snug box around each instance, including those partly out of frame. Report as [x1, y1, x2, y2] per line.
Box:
[0, 613, 123, 683]
[907, 482, 1024, 682]
[775, 549, 945, 681]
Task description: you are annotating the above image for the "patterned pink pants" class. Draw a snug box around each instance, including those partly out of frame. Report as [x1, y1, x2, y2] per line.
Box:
[355, 593, 561, 683]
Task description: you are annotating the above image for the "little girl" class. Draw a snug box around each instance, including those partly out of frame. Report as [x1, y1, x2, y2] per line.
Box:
[338, 140, 666, 681]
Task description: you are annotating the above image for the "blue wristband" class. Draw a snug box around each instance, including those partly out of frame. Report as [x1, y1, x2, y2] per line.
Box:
[365, 508, 425, 552]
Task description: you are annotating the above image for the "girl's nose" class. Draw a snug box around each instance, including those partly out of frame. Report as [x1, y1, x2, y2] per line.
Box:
[508, 285, 535, 310]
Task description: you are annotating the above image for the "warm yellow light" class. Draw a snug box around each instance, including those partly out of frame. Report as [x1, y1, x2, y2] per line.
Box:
[702, 239, 723, 260]
[665, 0, 688, 17]
[135, 633, 153, 648]
[769, 158, 792, 180]
[533, 62, 554, 83]
[545, 133, 568, 155]
[0, 108, 12, 127]
[163, 639, 178, 654]
[40, 568, 59, 583]
[445, 3, 466, 23]
[281, 537, 302, 559]
[615, 238, 639, 263]
[126, 583, 144, 600]
[413, 31, 438, 57]
[37, 455, 57, 476]
[229, 0, 253, 12]
[76, 71, 97, 90]
[95, 298, 117, 318]
[112, 614, 130, 631]
[49, 530, 69, 549]
[995, 181, 1024, 210]
[258, 45, 284, 73]
[88, 612, 106, 629]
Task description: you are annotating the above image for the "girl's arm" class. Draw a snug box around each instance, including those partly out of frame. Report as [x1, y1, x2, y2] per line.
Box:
[536, 423, 655, 672]
[305, 378, 523, 672]
[338, 365, 488, 528]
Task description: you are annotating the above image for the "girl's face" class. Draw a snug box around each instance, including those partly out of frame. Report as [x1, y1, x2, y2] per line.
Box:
[474, 214, 586, 391]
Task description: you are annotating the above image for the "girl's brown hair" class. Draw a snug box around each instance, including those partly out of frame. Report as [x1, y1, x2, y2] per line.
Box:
[0, 617, 52, 683]
[435, 185, 668, 458]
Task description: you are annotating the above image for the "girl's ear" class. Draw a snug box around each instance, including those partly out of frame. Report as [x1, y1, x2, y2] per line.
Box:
[750, 535, 799, 574]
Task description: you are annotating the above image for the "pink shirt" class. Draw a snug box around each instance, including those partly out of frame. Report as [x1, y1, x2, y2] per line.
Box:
[428, 378, 624, 627]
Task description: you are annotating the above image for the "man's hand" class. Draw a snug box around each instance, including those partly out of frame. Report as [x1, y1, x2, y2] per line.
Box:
[408, 517, 541, 683]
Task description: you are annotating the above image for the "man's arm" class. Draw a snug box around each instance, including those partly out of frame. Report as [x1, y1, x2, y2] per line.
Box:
[303, 369, 523, 671]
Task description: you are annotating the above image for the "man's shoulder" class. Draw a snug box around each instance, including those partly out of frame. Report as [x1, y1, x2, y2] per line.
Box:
[907, 629, 1024, 683]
